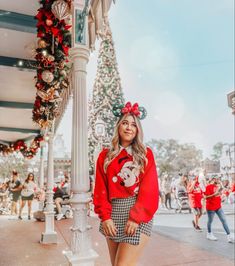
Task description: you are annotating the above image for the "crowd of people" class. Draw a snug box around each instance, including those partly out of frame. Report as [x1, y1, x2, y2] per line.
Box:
[0, 170, 71, 221]
[159, 172, 235, 243]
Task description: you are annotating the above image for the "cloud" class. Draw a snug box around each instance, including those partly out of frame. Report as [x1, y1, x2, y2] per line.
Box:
[153, 92, 185, 126]
[129, 36, 179, 80]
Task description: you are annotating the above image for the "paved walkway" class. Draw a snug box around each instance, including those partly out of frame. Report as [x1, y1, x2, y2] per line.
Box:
[0, 213, 234, 266]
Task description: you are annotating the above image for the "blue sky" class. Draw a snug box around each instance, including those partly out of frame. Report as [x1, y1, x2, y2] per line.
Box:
[58, 0, 234, 158]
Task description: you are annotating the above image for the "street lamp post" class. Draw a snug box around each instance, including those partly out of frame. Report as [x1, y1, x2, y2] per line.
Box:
[227, 91, 235, 115]
[94, 115, 106, 175]
[41, 122, 57, 244]
[95, 115, 106, 150]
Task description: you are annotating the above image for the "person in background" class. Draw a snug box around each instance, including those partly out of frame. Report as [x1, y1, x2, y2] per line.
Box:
[175, 174, 188, 194]
[0, 179, 9, 212]
[187, 175, 203, 231]
[228, 173, 235, 204]
[162, 175, 172, 209]
[171, 176, 178, 206]
[53, 182, 65, 220]
[198, 172, 207, 214]
[204, 176, 234, 243]
[159, 178, 166, 209]
[60, 173, 70, 195]
[9, 171, 22, 216]
[221, 178, 230, 203]
[18, 173, 38, 220]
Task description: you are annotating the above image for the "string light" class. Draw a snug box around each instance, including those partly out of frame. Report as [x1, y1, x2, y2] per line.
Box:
[18, 60, 24, 66]
[42, 50, 47, 56]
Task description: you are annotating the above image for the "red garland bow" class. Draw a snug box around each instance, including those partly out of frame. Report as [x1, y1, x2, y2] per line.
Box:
[121, 102, 141, 117]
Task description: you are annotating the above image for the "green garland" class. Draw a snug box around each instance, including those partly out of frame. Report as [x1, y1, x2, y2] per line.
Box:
[32, 0, 72, 128]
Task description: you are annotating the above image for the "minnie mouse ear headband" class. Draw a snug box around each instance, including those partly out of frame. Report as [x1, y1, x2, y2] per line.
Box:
[112, 102, 147, 120]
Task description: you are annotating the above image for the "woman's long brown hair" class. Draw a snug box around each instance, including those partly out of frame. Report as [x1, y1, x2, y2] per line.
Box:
[104, 114, 147, 173]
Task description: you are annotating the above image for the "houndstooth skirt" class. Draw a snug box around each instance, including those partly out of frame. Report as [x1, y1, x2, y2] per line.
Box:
[99, 196, 153, 245]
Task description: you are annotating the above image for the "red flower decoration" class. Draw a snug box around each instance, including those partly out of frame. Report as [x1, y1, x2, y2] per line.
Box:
[35, 97, 41, 108]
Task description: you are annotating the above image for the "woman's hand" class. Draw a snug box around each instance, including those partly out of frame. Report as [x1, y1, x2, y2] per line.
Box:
[125, 220, 138, 236]
[102, 219, 118, 237]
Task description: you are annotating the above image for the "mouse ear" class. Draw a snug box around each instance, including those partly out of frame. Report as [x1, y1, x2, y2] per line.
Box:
[112, 102, 124, 117]
[138, 106, 147, 120]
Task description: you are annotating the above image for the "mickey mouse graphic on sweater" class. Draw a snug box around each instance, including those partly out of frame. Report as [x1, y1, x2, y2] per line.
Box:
[114, 161, 140, 194]
[94, 146, 159, 224]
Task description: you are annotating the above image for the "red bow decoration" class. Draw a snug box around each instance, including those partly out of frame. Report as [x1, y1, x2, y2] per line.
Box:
[121, 102, 140, 117]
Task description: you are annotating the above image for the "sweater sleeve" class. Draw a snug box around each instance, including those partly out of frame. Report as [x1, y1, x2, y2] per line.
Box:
[129, 148, 159, 224]
[93, 149, 112, 222]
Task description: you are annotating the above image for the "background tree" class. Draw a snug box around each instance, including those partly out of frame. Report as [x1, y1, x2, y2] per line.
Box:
[0, 153, 29, 182]
[146, 139, 203, 178]
[211, 142, 225, 160]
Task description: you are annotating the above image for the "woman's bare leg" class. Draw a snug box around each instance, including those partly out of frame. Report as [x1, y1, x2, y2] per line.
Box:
[27, 200, 32, 216]
[19, 200, 26, 217]
[114, 233, 150, 266]
[106, 238, 119, 266]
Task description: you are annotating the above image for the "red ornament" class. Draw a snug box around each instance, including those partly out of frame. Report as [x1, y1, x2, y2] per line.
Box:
[62, 45, 69, 56]
[35, 98, 41, 108]
[37, 31, 45, 38]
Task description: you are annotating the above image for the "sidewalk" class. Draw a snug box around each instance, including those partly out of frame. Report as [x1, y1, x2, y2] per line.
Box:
[0, 214, 234, 266]
[157, 202, 235, 215]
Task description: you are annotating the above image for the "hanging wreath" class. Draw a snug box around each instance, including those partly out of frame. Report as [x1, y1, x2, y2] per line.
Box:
[0, 135, 44, 159]
[32, 0, 72, 129]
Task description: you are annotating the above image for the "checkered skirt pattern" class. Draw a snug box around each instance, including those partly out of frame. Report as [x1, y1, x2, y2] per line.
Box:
[99, 196, 153, 245]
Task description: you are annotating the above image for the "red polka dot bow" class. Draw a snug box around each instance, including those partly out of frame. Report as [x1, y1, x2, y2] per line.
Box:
[112, 101, 147, 120]
[121, 102, 140, 117]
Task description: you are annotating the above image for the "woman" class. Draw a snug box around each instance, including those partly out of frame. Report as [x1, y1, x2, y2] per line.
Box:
[19, 173, 37, 220]
[93, 102, 159, 266]
[176, 174, 188, 194]
[187, 175, 203, 231]
[204, 176, 234, 243]
[161, 175, 173, 209]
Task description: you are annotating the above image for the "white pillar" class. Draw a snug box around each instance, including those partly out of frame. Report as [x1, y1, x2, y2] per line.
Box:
[38, 142, 45, 211]
[39, 142, 45, 189]
[41, 124, 57, 244]
[64, 1, 98, 265]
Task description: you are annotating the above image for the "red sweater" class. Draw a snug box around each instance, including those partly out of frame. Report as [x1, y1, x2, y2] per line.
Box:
[187, 181, 203, 208]
[93, 147, 159, 224]
[204, 184, 221, 211]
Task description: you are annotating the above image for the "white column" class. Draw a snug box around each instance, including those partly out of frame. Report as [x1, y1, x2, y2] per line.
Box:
[64, 1, 98, 265]
[41, 123, 57, 244]
[38, 142, 45, 211]
[39, 142, 45, 189]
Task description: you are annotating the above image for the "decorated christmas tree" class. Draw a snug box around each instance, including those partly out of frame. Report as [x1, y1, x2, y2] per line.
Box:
[88, 22, 124, 175]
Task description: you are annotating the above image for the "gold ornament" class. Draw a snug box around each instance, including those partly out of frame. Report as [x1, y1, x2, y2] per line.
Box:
[47, 55, 55, 61]
[59, 61, 65, 69]
[60, 70, 67, 78]
[42, 70, 54, 83]
[38, 39, 48, 49]
[54, 82, 60, 89]
[51, 0, 70, 21]
[39, 119, 49, 129]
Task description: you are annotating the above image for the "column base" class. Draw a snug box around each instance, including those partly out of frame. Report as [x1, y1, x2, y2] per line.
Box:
[64, 249, 98, 266]
[40, 232, 57, 244]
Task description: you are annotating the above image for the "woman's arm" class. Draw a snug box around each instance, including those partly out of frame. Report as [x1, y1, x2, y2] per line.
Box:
[187, 181, 196, 192]
[93, 149, 112, 222]
[204, 191, 219, 199]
